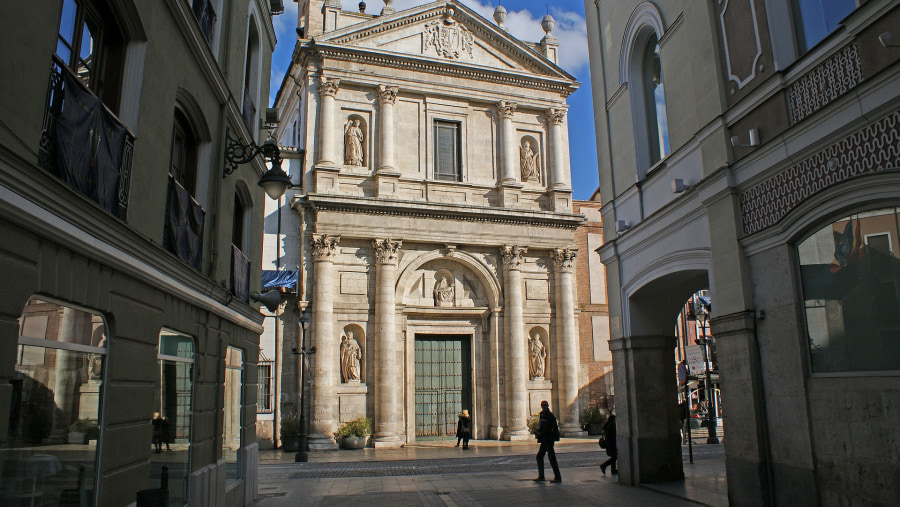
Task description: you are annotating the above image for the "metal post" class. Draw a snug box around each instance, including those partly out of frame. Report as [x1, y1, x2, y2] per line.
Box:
[700, 317, 719, 444]
[295, 312, 313, 462]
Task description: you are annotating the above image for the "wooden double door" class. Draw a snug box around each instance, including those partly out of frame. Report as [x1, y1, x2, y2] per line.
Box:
[414, 335, 472, 437]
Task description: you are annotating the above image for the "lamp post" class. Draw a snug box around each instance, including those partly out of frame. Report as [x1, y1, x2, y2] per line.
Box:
[291, 310, 314, 462]
[695, 307, 719, 444]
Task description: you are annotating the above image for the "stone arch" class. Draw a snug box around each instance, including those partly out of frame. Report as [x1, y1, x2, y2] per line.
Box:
[395, 250, 501, 308]
[340, 323, 365, 383]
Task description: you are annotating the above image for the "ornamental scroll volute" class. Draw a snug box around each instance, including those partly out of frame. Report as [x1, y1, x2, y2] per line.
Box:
[422, 7, 474, 59]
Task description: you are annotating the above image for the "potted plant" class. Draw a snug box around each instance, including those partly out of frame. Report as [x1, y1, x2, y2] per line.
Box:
[68, 418, 99, 444]
[335, 417, 371, 449]
[281, 413, 301, 452]
[580, 405, 607, 435]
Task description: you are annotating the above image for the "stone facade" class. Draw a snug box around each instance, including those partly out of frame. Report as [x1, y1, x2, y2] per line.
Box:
[585, 0, 900, 504]
[266, 1, 585, 449]
[0, 1, 278, 505]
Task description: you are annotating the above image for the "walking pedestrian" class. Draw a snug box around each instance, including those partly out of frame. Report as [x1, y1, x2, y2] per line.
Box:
[152, 412, 164, 453]
[600, 413, 617, 475]
[533, 400, 561, 482]
[456, 410, 471, 449]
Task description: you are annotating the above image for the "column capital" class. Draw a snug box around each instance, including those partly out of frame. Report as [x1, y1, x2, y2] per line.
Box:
[546, 107, 567, 125]
[373, 238, 402, 265]
[377, 85, 399, 105]
[311, 234, 340, 261]
[318, 77, 341, 97]
[551, 248, 577, 272]
[500, 245, 527, 270]
[497, 100, 517, 119]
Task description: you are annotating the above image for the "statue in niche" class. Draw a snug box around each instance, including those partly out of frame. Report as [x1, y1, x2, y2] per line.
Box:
[343, 119, 365, 166]
[340, 331, 362, 382]
[529, 332, 547, 379]
[520, 140, 539, 181]
[433, 276, 455, 306]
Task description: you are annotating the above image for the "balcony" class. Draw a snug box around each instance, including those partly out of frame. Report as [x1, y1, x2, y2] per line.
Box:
[38, 59, 135, 220]
[231, 244, 250, 302]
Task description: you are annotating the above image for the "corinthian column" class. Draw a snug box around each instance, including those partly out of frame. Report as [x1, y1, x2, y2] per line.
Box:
[315, 77, 340, 167]
[377, 85, 399, 173]
[309, 234, 340, 449]
[497, 101, 518, 184]
[547, 107, 568, 189]
[501, 245, 530, 440]
[373, 238, 403, 447]
[552, 248, 585, 436]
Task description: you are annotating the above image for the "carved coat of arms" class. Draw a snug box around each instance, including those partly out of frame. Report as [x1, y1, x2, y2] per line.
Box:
[423, 16, 474, 59]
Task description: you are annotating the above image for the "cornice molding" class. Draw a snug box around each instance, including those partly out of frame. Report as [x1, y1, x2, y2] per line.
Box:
[297, 194, 583, 230]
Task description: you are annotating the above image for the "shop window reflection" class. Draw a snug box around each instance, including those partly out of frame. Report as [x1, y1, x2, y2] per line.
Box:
[153, 330, 195, 506]
[2, 298, 106, 506]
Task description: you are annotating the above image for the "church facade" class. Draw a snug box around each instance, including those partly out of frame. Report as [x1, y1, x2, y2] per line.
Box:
[269, 0, 585, 449]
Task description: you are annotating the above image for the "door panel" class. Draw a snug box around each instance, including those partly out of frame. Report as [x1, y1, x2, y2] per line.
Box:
[414, 335, 471, 437]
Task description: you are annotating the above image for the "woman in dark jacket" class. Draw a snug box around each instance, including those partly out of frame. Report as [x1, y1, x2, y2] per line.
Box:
[600, 413, 617, 474]
[456, 410, 471, 449]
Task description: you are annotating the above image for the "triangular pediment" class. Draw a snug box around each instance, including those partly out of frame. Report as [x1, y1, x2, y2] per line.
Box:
[314, 1, 573, 81]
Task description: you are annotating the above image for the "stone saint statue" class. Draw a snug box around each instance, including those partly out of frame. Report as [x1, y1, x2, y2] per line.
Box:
[433, 276, 454, 306]
[529, 332, 547, 379]
[344, 119, 365, 166]
[520, 140, 539, 181]
[340, 331, 362, 382]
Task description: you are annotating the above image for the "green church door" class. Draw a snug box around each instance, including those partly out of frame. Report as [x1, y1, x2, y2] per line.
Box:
[414, 335, 472, 438]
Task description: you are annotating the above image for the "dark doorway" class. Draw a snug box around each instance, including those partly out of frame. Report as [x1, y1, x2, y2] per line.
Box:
[414, 334, 472, 437]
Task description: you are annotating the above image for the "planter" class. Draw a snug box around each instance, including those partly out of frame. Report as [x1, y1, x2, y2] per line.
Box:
[68, 431, 86, 444]
[340, 436, 367, 449]
[282, 437, 299, 452]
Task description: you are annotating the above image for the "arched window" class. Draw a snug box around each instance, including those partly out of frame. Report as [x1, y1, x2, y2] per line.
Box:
[642, 35, 669, 167]
[231, 185, 252, 301]
[242, 13, 261, 135]
[55, 0, 125, 112]
[170, 108, 198, 197]
[164, 107, 206, 270]
[621, 3, 668, 179]
[797, 206, 900, 373]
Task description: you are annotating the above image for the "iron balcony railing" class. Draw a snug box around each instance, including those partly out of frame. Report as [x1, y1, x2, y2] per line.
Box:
[38, 57, 135, 220]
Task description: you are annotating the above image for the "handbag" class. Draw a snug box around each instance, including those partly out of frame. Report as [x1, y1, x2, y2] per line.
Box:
[599, 435, 606, 449]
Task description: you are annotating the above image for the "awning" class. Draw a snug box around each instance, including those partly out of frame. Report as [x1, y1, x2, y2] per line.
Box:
[262, 270, 297, 290]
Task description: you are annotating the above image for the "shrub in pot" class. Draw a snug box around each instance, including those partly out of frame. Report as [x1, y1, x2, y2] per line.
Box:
[335, 417, 371, 449]
[580, 405, 607, 435]
[68, 418, 99, 444]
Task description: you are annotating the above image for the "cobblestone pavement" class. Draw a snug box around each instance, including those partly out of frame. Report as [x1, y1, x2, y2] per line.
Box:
[255, 439, 728, 506]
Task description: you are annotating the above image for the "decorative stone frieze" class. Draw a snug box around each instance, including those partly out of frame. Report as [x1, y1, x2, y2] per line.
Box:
[787, 44, 861, 125]
[423, 10, 474, 59]
[740, 109, 900, 235]
[311, 234, 341, 261]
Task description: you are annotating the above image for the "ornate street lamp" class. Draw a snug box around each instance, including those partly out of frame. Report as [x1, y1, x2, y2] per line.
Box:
[224, 127, 298, 201]
[694, 302, 720, 445]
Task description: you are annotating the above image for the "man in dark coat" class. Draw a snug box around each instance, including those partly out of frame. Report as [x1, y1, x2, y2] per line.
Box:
[456, 409, 471, 449]
[534, 400, 562, 482]
[600, 413, 617, 474]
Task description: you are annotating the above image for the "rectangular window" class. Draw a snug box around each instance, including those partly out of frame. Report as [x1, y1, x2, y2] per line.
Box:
[3, 298, 107, 506]
[434, 121, 461, 181]
[791, 0, 857, 53]
[224, 347, 244, 485]
[257, 361, 274, 413]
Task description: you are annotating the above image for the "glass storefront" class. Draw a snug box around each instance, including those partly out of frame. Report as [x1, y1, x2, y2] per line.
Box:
[798, 207, 900, 373]
[2, 298, 107, 505]
[153, 330, 195, 506]
[223, 347, 243, 486]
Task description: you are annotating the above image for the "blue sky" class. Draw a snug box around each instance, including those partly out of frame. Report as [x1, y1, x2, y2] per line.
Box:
[269, 0, 599, 200]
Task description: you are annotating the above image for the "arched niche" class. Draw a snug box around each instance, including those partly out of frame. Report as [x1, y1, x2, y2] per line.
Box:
[343, 114, 368, 167]
[527, 326, 550, 380]
[340, 324, 366, 383]
[396, 251, 501, 308]
[519, 134, 542, 183]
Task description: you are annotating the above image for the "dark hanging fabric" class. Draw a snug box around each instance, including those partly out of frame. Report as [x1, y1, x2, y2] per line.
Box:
[232, 245, 250, 302]
[164, 177, 205, 270]
[261, 270, 298, 290]
[54, 69, 126, 216]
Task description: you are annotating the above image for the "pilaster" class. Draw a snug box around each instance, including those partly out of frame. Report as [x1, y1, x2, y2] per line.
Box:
[551, 248, 585, 437]
[500, 245, 530, 440]
[309, 234, 340, 450]
[373, 238, 404, 447]
[315, 77, 340, 169]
